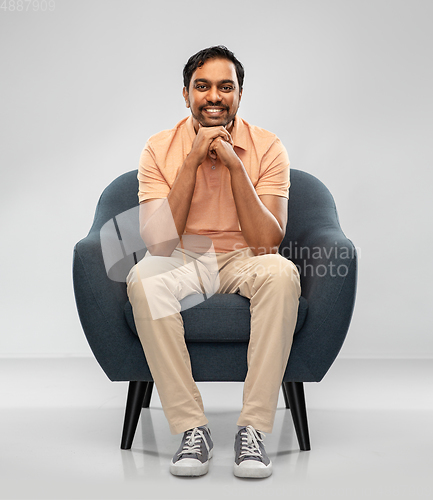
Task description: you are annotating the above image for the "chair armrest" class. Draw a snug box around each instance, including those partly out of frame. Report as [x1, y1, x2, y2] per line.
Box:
[73, 232, 145, 380]
[285, 228, 357, 381]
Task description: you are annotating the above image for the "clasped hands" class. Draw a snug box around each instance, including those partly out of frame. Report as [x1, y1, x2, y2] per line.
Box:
[189, 124, 242, 171]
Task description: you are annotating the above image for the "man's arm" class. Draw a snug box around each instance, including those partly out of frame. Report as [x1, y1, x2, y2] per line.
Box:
[229, 166, 287, 255]
[139, 126, 233, 256]
[208, 137, 288, 256]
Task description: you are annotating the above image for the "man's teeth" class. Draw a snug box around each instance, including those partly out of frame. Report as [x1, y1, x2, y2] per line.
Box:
[206, 108, 223, 113]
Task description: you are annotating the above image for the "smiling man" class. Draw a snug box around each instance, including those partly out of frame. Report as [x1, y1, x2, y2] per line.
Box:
[126, 46, 301, 478]
[184, 57, 241, 128]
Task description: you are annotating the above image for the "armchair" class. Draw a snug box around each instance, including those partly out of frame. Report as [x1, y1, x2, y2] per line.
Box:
[72, 168, 357, 452]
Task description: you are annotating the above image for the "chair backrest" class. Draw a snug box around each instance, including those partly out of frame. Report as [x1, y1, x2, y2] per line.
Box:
[90, 170, 141, 233]
[90, 168, 341, 239]
[89, 168, 345, 284]
[284, 169, 341, 246]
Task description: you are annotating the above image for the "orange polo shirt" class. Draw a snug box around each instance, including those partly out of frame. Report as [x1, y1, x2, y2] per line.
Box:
[137, 115, 290, 253]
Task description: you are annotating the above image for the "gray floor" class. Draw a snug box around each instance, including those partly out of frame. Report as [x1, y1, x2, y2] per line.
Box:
[1, 358, 432, 500]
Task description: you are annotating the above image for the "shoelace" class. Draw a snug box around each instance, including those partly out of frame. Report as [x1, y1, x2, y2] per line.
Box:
[238, 425, 266, 459]
[178, 427, 210, 458]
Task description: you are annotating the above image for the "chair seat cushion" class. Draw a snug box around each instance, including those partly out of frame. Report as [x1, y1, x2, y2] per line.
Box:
[124, 293, 308, 342]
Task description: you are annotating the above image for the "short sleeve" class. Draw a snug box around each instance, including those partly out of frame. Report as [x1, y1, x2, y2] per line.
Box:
[255, 138, 290, 199]
[137, 142, 171, 203]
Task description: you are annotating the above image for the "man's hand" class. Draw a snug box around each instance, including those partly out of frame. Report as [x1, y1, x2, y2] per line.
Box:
[209, 136, 242, 171]
[188, 125, 233, 166]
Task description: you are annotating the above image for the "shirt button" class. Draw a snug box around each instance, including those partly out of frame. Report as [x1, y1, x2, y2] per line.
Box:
[211, 165, 216, 170]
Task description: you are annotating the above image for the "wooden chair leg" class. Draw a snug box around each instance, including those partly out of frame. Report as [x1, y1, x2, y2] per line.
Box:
[284, 381, 311, 451]
[120, 381, 148, 450]
[142, 381, 154, 408]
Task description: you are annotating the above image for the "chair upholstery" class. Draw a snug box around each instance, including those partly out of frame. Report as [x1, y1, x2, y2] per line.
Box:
[73, 168, 357, 450]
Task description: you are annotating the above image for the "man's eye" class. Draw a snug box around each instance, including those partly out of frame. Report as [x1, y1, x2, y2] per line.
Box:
[196, 85, 207, 90]
[221, 86, 234, 91]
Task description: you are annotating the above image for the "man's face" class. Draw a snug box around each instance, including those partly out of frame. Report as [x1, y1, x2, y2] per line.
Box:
[183, 57, 242, 132]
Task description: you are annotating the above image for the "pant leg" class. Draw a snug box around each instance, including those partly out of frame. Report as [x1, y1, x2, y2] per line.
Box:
[126, 247, 218, 435]
[217, 248, 301, 433]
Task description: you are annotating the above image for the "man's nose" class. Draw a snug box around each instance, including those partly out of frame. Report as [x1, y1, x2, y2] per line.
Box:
[207, 85, 221, 103]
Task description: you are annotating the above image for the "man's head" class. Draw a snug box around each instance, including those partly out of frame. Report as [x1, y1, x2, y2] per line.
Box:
[182, 46, 244, 131]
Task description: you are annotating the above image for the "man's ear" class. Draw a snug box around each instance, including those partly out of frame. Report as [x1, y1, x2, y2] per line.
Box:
[182, 87, 190, 108]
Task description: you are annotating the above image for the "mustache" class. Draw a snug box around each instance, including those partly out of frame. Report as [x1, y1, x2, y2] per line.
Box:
[199, 102, 229, 111]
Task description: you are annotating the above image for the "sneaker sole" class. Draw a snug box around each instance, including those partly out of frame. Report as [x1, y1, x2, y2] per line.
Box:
[170, 448, 213, 477]
[233, 460, 272, 479]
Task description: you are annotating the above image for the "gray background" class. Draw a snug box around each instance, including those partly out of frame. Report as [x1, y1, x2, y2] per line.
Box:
[1, 0, 432, 358]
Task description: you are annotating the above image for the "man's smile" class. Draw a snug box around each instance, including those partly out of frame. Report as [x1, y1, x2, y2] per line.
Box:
[201, 106, 228, 117]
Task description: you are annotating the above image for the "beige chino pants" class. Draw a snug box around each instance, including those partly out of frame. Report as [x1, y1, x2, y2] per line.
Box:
[126, 243, 301, 435]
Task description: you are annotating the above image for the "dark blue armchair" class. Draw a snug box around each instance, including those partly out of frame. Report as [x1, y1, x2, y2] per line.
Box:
[72, 168, 357, 451]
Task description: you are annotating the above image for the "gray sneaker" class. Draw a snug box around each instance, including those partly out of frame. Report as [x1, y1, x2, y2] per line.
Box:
[169, 426, 213, 476]
[233, 425, 272, 478]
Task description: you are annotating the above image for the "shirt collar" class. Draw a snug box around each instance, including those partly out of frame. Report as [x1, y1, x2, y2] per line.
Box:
[185, 115, 248, 151]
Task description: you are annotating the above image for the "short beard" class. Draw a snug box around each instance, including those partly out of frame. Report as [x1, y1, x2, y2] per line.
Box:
[190, 107, 237, 129]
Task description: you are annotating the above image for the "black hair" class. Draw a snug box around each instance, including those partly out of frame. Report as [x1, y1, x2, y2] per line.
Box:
[183, 45, 244, 92]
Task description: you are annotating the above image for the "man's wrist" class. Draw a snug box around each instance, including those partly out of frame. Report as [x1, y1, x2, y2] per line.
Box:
[226, 156, 244, 173]
[184, 153, 201, 171]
